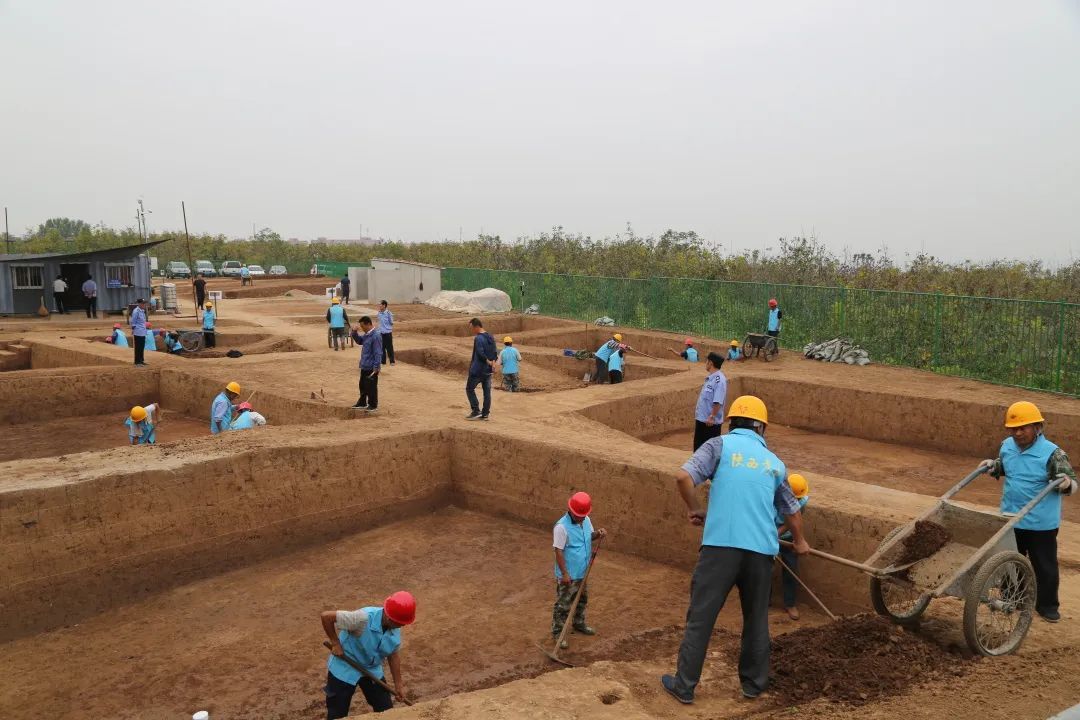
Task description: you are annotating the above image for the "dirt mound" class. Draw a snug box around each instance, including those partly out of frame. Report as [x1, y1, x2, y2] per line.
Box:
[896, 520, 952, 566]
[768, 614, 969, 705]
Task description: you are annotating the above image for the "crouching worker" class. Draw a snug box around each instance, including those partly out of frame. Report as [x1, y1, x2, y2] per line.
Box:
[229, 401, 266, 430]
[320, 591, 415, 718]
[108, 323, 129, 347]
[552, 492, 608, 648]
[980, 401, 1077, 623]
[163, 330, 185, 354]
[776, 473, 810, 620]
[727, 339, 743, 361]
[125, 403, 160, 445]
[210, 381, 241, 434]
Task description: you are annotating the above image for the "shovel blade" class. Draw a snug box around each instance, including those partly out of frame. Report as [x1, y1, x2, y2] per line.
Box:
[535, 642, 575, 667]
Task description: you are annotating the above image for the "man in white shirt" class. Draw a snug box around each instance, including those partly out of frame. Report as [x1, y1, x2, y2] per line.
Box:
[52, 275, 68, 314]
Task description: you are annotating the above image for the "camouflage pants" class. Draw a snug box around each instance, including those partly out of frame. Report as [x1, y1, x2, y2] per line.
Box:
[551, 580, 588, 636]
[502, 373, 520, 392]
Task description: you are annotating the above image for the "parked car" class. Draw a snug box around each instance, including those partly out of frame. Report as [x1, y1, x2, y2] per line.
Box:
[269, 265, 288, 276]
[164, 261, 191, 279]
[194, 260, 217, 278]
[220, 260, 243, 277]
[247, 264, 267, 276]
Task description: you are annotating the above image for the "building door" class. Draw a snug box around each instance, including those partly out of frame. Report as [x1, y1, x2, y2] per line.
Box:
[60, 263, 91, 312]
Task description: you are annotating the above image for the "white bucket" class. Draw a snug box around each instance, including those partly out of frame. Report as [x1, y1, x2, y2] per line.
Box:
[192, 712, 209, 720]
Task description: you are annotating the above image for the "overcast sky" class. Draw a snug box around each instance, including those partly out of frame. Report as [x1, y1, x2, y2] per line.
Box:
[2, 1, 1078, 263]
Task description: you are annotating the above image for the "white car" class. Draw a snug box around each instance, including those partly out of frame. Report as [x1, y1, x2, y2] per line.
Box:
[247, 265, 267, 276]
[220, 260, 242, 277]
[269, 265, 288, 276]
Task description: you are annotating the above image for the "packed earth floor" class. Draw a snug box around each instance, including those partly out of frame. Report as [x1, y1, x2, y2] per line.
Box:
[1, 279, 1079, 719]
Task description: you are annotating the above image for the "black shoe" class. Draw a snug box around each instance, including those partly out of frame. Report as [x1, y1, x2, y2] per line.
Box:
[479, 415, 490, 421]
[351, 403, 368, 410]
[660, 675, 693, 705]
[1038, 609, 1061, 623]
[465, 412, 482, 420]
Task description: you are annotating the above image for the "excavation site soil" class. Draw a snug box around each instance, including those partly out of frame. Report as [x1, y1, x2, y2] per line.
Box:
[1, 288, 1078, 720]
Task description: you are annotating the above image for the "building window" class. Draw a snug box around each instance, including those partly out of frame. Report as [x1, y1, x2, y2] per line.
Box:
[105, 264, 135, 288]
[11, 265, 44, 290]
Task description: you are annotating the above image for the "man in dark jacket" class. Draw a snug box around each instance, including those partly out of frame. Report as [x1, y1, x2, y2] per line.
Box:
[466, 317, 497, 420]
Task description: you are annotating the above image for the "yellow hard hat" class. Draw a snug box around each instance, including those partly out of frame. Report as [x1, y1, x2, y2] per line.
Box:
[331, 297, 341, 304]
[129, 406, 147, 422]
[788, 473, 809, 498]
[1004, 401, 1044, 428]
[727, 395, 768, 425]
[205, 301, 213, 309]
[613, 333, 623, 342]
[226, 381, 241, 394]
[503, 336, 513, 344]
[730, 339, 740, 347]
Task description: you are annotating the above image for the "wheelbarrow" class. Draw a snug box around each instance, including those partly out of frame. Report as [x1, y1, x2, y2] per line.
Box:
[790, 465, 1059, 656]
[742, 332, 779, 361]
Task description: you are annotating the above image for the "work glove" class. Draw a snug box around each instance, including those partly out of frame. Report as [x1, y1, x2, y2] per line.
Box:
[977, 459, 995, 472]
[1055, 474, 1077, 495]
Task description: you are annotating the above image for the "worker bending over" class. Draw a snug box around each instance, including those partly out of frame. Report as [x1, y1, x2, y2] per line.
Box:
[326, 297, 349, 351]
[727, 340, 743, 361]
[607, 343, 626, 384]
[125, 403, 161, 445]
[202, 302, 217, 348]
[229, 401, 266, 430]
[163, 330, 184, 354]
[320, 591, 415, 717]
[668, 338, 698, 362]
[144, 323, 158, 352]
[592, 333, 622, 384]
[210, 381, 241, 434]
[552, 492, 608, 648]
[499, 336, 522, 392]
[109, 323, 129, 347]
[980, 401, 1076, 623]
[776, 473, 810, 620]
[662, 395, 809, 704]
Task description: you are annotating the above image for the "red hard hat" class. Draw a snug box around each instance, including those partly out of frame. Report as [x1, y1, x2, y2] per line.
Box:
[568, 491, 592, 518]
[237, 401, 252, 411]
[768, 298, 778, 308]
[684, 338, 694, 346]
[383, 591, 416, 625]
[113, 323, 122, 329]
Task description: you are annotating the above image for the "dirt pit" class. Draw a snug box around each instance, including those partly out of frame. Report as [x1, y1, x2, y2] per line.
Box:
[766, 614, 972, 705]
[0, 410, 209, 461]
[395, 347, 590, 392]
[0, 507, 702, 720]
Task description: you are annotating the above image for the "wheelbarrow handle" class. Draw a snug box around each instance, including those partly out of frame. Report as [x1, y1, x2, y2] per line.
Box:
[779, 540, 881, 575]
[938, 464, 992, 503]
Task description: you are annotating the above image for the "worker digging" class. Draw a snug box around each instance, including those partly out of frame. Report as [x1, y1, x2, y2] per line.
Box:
[210, 381, 242, 434]
[552, 492, 608, 649]
[125, 403, 161, 445]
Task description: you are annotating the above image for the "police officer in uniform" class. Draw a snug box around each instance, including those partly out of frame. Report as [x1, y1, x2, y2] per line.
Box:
[662, 395, 810, 703]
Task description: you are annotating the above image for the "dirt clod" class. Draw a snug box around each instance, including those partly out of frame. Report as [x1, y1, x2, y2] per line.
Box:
[895, 520, 951, 566]
[768, 614, 970, 706]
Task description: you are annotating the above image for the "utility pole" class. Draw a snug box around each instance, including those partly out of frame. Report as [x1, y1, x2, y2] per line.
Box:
[4, 207, 9, 254]
[183, 201, 199, 319]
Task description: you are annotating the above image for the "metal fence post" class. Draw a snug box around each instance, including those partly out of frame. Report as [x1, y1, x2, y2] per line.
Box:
[1056, 300, 1066, 393]
[933, 293, 943, 368]
[839, 286, 847, 336]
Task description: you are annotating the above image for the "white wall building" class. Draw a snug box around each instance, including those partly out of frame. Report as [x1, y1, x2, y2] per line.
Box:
[366, 258, 442, 304]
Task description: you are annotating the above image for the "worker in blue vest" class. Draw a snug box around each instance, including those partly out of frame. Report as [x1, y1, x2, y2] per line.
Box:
[109, 323, 130, 347]
[144, 323, 158, 352]
[326, 297, 350, 351]
[552, 491, 608, 648]
[727, 339, 743, 361]
[320, 590, 415, 717]
[210, 381, 241, 434]
[202, 301, 217, 348]
[125, 403, 160, 445]
[498, 336, 522, 392]
[229, 401, 266, 430]
[668, 338, 698, 362]
[775, 473, 810, 620]
[766, 298, 782, 341]
[607, 344, 626, 384]
[979, 401, 1077, 623]
[662, 395, 810, 704]
[592, 333, 622, 384]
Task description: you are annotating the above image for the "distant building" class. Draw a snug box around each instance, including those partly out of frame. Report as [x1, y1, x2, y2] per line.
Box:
[366, 258, 442, 304]
[316, 237, 379, 246]
[0, 240, 162, 315]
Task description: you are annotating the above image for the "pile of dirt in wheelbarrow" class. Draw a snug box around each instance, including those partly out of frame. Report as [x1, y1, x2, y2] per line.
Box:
[768, 614, 971, 705]
[895, 520, 952, 566]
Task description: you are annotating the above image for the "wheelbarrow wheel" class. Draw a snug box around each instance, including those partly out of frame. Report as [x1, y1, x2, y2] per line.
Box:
[763, 337, 779, 362]
[962, 550, 1035, 656]
[870, 526, 931, 626]
[179, 331, 204, 352]
[742, 334, 754, 359]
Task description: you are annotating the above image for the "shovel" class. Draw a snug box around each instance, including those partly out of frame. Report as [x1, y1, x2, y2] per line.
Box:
[321, 640, 413, 706]
[779, 540, 919, 576]
[537, 537, 604, 667]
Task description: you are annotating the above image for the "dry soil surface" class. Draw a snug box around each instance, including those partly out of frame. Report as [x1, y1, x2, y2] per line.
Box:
[0, 412, 208, 461]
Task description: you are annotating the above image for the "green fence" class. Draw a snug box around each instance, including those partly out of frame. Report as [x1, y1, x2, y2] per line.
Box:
[442, 267, 1079, 396]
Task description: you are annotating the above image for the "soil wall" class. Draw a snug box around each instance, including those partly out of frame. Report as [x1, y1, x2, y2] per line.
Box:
[29, 340, 127, 370]
[578, 382, 742, 440]
[0, 429, 452, 641]
[399, 315, 577, 337]
[511, 324, 734, 360]
[0, 366, 159, 424]
[159, 369, 349, 425]
[0, 342, 30, 371]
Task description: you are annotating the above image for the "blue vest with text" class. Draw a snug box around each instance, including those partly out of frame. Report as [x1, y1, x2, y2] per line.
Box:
[685, 347, 698, 362]
[124, 417, 156, 444]
[1000, 434, 1061, 531]
[767, 308, 781, 332]
[594, 341, 617, 362]
[327, 607, 402, 684]
[607, 350, 623, 372]
[328, 305, 346, 328]
[702, 429, 787, 556]
[202, 309, 215, 331]
[144, 332, 157, 351]
[554, 513, 593, 580]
